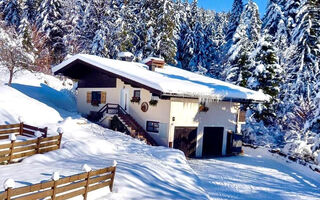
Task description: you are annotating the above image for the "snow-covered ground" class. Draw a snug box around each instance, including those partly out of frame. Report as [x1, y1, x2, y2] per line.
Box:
[189, 147, 320, 200]
[0, 69, 319, 200]
[0, 70, 209, 199]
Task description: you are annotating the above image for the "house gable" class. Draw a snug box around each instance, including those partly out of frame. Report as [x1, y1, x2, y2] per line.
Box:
[54, 59, 162, 95]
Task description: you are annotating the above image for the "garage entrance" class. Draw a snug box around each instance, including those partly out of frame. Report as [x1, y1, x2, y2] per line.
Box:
[174, 127, 197, 157]
[202, 127, 224, 157]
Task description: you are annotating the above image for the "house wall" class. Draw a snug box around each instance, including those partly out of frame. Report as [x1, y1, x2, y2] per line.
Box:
[117, 80, 171, 146]
[169, 98, 240, 157]
[77, 79, 240, 157]
[77, 78, 171, 146]
[76, 79, 122, 115]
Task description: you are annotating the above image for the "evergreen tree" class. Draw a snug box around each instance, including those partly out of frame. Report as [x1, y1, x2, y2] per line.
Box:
[225, 0, 243, 46]
[224, 0, 261, 84]
[36, 0, 66, 63]
[262, 0, 288, 65]
[250, 35, 282, 124]
[3, 0, 21, 27]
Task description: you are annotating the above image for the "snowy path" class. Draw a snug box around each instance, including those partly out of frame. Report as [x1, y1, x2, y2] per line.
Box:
[188, 147, 320, 200]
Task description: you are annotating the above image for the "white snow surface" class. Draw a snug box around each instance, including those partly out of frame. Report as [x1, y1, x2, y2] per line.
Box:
[117, 51, 134, 58]
[189, 147, 320, 200]
[52, 54, 269, 102]
[0, 70, 319, 200]
[0, 70, 209, 200]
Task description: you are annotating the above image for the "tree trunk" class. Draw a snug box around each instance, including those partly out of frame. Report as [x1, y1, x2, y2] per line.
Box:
[8, 68, 13, 86]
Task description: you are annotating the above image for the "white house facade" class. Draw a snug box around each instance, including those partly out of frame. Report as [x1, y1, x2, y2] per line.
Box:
[52, 54, 268, 157]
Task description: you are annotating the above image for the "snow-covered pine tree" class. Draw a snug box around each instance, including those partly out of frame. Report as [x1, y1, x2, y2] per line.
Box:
[141, 0, 177, 65]
[225, 0, 243, 48]
[249, 35, 282, 125]
[278, 0, 320, 160]
[262, 0, 289, 65]
[36, 0, 66, 63]
[3, 0, 21, 27]
[91, 29, 108, 57]
[208, 12, 229, 79]
[19, 0, 37, 52]
[21, 0, 37, 23]
[104, 0, 124, 59]
[118, 0, 141, 59]
[224, 0, 261, 84]
[62, 0, 88, 55]
[76, 0, 96, 54]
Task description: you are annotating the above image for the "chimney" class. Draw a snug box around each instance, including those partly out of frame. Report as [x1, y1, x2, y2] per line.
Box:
[117, 52, 135, 62]
[142, 57, 165, 71]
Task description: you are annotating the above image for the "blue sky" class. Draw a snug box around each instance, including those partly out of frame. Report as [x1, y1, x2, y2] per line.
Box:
[198, 0, 268, 17]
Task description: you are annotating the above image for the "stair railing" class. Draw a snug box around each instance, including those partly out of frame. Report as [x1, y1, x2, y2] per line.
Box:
[98, 103, 158, 146]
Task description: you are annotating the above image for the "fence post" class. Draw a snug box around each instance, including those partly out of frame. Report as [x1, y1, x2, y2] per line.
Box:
[8, 134, 16, 164]
[82, 164, 92, 200]
[6, 187, 12, 200]
[83, 171, 91, 200]
[36, 137, 41, 154]
[58, 133, 63, 149]
[51, 172, 60, 200]
[110, 161, 117, 192]
[43, 127, 48, 138]
[19, 122, 23, 135]
[57, 128, 63, 149]
[4, 179, 15, 200]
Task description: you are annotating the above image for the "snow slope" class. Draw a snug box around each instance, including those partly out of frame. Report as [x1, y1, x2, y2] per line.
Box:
[0, 71, 209, 199]
[189, 147, 320, 200]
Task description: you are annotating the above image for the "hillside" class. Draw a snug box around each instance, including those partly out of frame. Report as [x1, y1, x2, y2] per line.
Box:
[0, 71, 319, 199]
[0, 0, 319, 166]
[0, 71, 210, 199]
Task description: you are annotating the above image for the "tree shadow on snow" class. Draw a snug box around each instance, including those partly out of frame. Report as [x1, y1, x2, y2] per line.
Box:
[10, 83, 77, 118]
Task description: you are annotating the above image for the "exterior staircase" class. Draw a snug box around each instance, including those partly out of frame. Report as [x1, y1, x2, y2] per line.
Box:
[90, 103, 158, 146]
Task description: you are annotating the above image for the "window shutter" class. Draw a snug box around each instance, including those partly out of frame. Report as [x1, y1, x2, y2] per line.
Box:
[86, 92, 92, 103]
[101, 91, 106, 104]
[239, 110, 246, 123]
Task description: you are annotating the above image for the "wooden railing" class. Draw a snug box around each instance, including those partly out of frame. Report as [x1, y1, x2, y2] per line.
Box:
[0, 134, 62, 164]
[0, 165, 117, 200]
[98, 103, 119, 115]
[0, 123, 47, 140]
[95, 104, 157, 146]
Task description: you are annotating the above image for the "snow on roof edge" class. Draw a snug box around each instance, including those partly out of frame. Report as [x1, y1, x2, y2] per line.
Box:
[52, 54, 269, 103]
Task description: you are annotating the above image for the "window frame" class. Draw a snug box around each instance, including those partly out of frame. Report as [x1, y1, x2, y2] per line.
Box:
[133, 90, 141, 98]
[91, 91, 102, 106]
[146, 121, 160, 133]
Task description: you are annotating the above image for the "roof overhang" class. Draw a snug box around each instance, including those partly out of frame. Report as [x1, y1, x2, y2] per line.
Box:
[53, 58, 163, 96]
[161, 93, 265, 104]
[52, 55, 269, 104]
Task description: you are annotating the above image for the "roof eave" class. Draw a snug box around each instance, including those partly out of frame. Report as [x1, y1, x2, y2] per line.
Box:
[161, 93, 267, 104]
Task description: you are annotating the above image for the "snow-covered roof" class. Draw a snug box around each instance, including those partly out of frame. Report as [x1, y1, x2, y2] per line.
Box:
[52, 54, 269, 102]
[117, 52, 134, 58]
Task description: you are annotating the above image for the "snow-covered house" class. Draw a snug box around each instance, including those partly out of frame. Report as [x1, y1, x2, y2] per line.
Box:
[52, 54, 268, 157]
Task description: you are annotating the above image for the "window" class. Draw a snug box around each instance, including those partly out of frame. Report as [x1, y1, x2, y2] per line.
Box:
[133, 90, 141, 98]
[131, 90, 141, 103]
[146, 121, 159, 133]
[87, 91, 106, 106]
[91, 91, 101, 106]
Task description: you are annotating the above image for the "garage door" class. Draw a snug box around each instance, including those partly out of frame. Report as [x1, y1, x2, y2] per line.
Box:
[174, 127, 197, 157]
[202, 127, 224, 157]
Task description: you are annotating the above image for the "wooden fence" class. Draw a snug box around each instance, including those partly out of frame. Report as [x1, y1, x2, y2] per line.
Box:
[0, 134, 62, 164]
[0, 165, 117, 200]
[0, 123, 48, 140]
